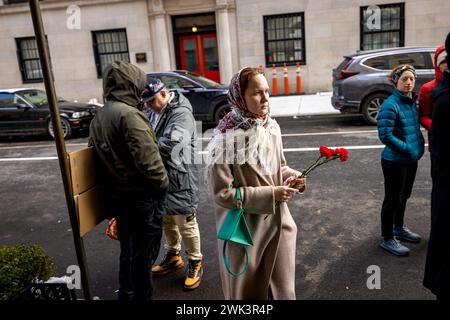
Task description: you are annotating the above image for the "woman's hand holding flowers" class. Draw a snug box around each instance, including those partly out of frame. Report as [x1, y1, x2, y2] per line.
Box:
[274, 186, 299, 202]
[284, 175, 306, 193]
[281, 146, 348, 196]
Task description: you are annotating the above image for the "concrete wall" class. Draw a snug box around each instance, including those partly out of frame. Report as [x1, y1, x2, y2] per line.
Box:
[0, 0, 449, 102]
[235, 0, 450, 94]
[0, 0, 153, 103]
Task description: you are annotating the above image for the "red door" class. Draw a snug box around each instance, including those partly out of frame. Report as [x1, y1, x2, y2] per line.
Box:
[180, 34, 220, 83]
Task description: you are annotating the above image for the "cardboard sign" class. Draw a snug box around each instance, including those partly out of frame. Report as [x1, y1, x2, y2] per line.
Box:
[68, 147, 107, 237]
[68, 147, 97, 195]
[74, 185, 106, 237]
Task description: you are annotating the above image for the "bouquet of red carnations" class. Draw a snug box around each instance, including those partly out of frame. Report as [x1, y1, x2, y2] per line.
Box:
[303, 146, 349, 177]
[284, 146, 349, 188]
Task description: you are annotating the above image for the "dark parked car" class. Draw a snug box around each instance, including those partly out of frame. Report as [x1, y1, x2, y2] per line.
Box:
[0, 88, 101, 138]
[332, 46, 437, 125]
[147, 70, 230, 125]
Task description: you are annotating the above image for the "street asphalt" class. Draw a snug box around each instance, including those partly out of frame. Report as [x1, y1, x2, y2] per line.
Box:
[0, 114, 436, 302]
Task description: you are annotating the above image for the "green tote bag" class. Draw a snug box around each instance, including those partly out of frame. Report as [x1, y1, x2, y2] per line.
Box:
[217, 188, 254, 276]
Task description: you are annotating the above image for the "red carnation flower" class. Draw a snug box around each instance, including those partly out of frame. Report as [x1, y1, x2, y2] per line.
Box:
[319, 146, 332, 159]
[336, 148, 349, 162]
[301, 146, 349, 177]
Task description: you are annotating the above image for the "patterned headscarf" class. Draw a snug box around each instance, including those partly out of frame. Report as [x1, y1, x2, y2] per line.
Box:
[215, 68, 269, 133]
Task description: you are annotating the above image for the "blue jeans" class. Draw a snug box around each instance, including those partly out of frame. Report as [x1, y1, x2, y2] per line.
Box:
[113, 196, 165, 301]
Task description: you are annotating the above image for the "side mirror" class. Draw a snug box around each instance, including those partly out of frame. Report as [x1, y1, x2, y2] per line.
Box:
[182, 84, 196, 91]
[17, 103, 30, 111]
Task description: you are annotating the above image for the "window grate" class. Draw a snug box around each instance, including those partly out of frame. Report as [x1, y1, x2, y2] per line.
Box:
[360, 3, 405, 51]
[15, 37, 43, 83]
[263, 12, 306, 66]
[92, 29, 130, 78]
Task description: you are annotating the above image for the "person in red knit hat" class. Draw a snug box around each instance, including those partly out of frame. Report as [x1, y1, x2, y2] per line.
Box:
[418, 45, 447, 152]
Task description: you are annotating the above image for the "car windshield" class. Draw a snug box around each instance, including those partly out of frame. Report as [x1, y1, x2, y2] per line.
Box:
[19, 90, 66, 106]
[177, 71, 223, 88]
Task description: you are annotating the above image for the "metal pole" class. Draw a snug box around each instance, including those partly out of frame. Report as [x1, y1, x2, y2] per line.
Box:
[28, 0, 92, 300]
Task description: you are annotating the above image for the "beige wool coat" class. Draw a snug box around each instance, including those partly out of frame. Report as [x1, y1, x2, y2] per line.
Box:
[208, 120, 301, 300]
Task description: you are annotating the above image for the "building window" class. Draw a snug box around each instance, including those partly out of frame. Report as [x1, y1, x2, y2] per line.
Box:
[92, 29, 130, 78]
[15, 37, 43, 83]
[3, 0, 31, 4]
[263, 12, 306, 66]
[360, 3, 405, 51]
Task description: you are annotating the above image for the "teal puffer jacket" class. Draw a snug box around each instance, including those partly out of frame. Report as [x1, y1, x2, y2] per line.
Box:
[377, 89, 425, 163]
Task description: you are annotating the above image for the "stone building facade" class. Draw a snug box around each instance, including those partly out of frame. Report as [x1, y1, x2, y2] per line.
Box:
[0, 0, 448, 102]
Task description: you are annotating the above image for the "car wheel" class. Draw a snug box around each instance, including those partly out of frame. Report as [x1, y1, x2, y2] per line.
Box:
[214, 104, 231, 124]
[47, 118, 72, 139]
[361, 92, 389, 125]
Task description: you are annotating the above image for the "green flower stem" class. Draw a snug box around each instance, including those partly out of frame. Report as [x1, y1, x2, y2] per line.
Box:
[302, 154, 341, 177]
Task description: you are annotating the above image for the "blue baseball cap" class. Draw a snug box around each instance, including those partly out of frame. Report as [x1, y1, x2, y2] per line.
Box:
[142, 77, 165, 102]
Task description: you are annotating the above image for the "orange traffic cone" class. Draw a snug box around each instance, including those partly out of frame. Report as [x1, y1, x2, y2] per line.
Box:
[296, 62, 302, 95]
[283, 63, 289, 95]
[272, 64, 277, 96]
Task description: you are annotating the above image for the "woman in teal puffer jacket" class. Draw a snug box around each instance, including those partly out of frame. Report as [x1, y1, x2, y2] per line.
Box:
[377, 64, 425, 257]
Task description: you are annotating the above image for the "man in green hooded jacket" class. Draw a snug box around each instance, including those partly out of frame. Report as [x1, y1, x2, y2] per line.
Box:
[89, 61, 168, 301]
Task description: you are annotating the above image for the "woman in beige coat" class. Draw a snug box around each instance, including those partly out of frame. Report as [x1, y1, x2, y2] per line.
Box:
[206, 67, 306, 300]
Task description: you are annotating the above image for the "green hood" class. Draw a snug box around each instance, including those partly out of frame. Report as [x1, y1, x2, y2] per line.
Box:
[102, 61, 146, 107]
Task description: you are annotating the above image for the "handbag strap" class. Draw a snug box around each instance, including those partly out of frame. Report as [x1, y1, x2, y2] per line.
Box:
[222, 240, 249, 276]
[222, 187, 248, 276]
[235, 187, 242, 208]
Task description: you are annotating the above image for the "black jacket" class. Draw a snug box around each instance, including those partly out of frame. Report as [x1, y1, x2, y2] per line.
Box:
[89, 61, 168, 200]
[423, 70, 450, 296]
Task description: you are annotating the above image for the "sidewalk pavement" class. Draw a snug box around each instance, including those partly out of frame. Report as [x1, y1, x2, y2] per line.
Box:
[269, 91, 340, 118]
